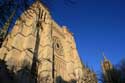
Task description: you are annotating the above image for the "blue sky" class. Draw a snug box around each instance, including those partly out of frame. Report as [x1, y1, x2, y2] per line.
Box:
[50, 0, 125, 74]
[0, 0, 125, 76]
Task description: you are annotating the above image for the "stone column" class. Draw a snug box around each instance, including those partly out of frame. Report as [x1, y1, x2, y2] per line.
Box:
[37, 12, 53, 83]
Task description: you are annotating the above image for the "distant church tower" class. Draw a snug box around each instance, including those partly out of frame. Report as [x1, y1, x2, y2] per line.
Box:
[101, 53, 113, 82]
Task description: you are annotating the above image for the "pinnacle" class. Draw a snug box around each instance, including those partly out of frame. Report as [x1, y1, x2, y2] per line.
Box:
[102, 52, 108, 61]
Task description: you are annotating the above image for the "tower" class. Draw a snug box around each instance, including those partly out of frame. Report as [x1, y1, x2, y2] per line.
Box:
[101, 53, 112, 74]
[101, 52, 113, 83]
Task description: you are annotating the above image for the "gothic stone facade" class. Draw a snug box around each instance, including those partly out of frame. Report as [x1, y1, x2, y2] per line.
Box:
[0, 1, 97, 83]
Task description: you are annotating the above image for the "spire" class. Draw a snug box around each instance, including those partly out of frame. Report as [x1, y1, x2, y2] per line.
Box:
[101, 52, 113, 81]
[35, 0, 40, 4]
[102, 52, 108, 61]
[36, 0, 41, 3]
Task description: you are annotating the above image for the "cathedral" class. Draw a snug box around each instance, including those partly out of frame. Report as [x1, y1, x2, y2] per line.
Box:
[0, 1, 97, 83]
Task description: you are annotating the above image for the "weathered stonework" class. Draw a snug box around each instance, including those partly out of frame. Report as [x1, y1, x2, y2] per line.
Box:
[0, 1, 97, 83]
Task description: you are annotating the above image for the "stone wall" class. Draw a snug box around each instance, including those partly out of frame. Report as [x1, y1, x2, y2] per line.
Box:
[0, 1, 97, 83]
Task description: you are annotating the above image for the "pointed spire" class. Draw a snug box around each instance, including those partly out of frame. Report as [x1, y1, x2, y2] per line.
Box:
[36, 0, 41, 3]
[102, 52, 108, 61]
[35, 0, 40, 4]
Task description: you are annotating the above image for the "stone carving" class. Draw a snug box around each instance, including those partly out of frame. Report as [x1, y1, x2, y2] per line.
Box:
[0, 1, 97, 83]
[53, 36, 64, 56]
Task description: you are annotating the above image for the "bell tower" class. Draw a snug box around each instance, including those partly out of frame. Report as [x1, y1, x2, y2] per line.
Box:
[101, 52, 113, 82]
[101, 53, 112, 74]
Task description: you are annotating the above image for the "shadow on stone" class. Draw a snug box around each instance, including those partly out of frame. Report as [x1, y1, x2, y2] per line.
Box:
[0, 59, 35, 83]
[0, 59, 15, 83]
[56, 76, 76, 83]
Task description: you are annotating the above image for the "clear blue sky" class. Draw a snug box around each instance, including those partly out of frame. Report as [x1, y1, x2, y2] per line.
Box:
[50, 0, 125, 74]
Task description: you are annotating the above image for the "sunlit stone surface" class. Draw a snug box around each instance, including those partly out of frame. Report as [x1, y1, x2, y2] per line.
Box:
[0, 1, 97, 83]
